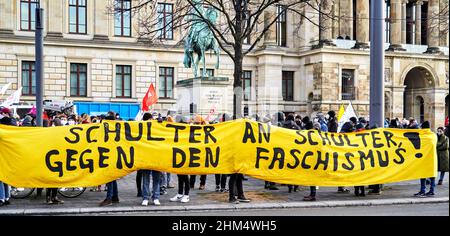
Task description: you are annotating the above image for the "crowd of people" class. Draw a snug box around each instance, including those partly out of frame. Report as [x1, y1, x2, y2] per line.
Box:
[0, 106, 448, 207]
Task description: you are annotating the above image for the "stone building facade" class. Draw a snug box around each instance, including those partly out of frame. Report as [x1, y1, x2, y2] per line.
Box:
[0, 0, 448, 127]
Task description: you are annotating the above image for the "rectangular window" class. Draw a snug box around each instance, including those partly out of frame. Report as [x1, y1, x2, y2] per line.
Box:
[22, 61, 36, 96]
[159, 67, 174, 98]
[116, 65, 132, 98]
[70, 63, 87, 97]
[69, 0, 87, 34]
[199, 68, 214, 77]
[406, 2, 415, 44]
[20, 0, 39, 31]
[282, 71, 294, 101]
[276, 5, 287, 47]
[243, 71, 252, 101]
[157, 3, 173, 40]
[421, 2, 428, 45]
[341, 69, 355, 100]
[114, 0, 131, 37]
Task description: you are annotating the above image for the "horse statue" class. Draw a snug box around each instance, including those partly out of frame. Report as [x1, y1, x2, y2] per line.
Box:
[183, 2, 220, 78]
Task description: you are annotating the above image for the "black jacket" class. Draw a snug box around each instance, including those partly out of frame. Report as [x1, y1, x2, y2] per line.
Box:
[282, 120, 301, 130]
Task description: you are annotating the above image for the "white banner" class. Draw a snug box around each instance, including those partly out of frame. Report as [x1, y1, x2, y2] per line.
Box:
[1, 87, 22, 107]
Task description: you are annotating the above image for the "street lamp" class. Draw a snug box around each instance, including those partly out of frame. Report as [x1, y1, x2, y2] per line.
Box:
[35, 0, 44, 127]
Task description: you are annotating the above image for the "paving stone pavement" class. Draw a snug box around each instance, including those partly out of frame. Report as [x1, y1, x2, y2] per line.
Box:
[0, 172, 448, 214]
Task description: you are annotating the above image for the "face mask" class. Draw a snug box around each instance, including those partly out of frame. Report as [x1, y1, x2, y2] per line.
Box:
[61, 120, 68, 126]
[0, 114, 4, 119]
[68, 120, 76, 125]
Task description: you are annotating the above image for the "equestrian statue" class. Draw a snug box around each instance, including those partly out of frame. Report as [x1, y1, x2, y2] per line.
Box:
[183, 0, 220, 78]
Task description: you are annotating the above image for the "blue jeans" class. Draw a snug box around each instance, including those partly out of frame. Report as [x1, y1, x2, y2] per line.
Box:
[0, 182, 10, 201]
[160, 172, 171, 187]
[420, 178, 436, 193]
[142, 170, 161, 201]
[106, 181, 118, 200]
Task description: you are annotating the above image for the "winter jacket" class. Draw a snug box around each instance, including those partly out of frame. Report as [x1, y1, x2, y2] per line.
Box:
[437, 134, 449, 172]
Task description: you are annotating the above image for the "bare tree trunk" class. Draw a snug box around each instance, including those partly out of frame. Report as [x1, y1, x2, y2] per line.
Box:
[233, 45, 244, 119]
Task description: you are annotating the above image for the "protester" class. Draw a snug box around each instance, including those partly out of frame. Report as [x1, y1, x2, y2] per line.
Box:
[282, 114, 301, 193]
[0, 107, 14, 206]
[189, 115, 208, 190]
[327, 111, 338, 133]
[303, 121, 321, 202]
[337, 117, 357, 194]
[354, 123, 366, 197]
[436, 127, 449, 185]
[100, 112, 120, 206]
[215, 116, 229, 193]
[170, 116, 191, 203]
[414, 121, 436, 197]
[139, 113, 162, 206]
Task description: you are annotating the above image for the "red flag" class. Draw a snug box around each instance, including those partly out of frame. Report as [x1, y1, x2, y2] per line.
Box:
[142, 83, 158, 111]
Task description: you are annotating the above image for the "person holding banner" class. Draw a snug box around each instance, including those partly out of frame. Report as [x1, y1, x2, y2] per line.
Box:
[170, 116, 192, 204]
[189, 115, 208, 190]
[100, 112, 121, 207]
[0, 108, 14, 207]
[45, 118, 64, 204]
[336, 117, 358, 194]
[414, 121, 436, 197]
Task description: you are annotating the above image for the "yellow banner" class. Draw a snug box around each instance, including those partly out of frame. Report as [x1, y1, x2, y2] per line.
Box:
[0, 119, 437, 188]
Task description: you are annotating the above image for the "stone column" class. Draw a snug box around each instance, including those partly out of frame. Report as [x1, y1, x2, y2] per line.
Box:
[94, 0, 109, 40]
[388, 0, 405, 51]
[263, 8, 277, 46]
[401, 0, 407, 44]
[425, 0, 442, 54]
[415, 0, 422, 45]
[0, 0, 14, 35]
[318, 0, 336, 47]
[353, 0, 370, 49]
[46, 0, 63, 38]
[439, 0, 449, 46]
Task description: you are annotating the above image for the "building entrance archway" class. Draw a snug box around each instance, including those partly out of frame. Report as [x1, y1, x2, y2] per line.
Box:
[403, 67, 435, 123]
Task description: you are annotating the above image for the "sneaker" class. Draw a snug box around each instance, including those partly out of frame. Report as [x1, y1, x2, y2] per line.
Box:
[167, 183, 175, 189]
[199, 185, 205, 190]
[220, 188, 229, 193]
[215, 185, 220, 192]
[268, 185, 279, 190]
[229, 198, 239, 204]
[0, 201, 4, 207]
[237, 197, 251, 203]
[112, 197, 120, 203]
[141, 200, 149, 206]
[46, 197, 53, 205]
[52, 198, 64, 204]
[99, 199, 113, 207]
[4, 200, 10, 205]
[303, 196, 316, 201]
[438, 180, 443, 185]
[425, 192, 435, 197]
[414, 192, 426, 198]
[180, 195, 190, 203]
[368, 190, 382, 195]
[337, 188, 350, 193]
[153, 199, 161, 206]
[160, 189, 168, 195]
[170, 194, 183, 202]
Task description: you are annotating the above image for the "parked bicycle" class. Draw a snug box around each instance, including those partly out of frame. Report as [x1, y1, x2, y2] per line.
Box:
[10, 187, 86, 199]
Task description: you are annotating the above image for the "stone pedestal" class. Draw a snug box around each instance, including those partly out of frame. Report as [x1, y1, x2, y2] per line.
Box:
[175, 77, 230, 116]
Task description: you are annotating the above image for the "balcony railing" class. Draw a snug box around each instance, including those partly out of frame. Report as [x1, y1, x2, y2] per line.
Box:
[342, 86, 356, 100]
